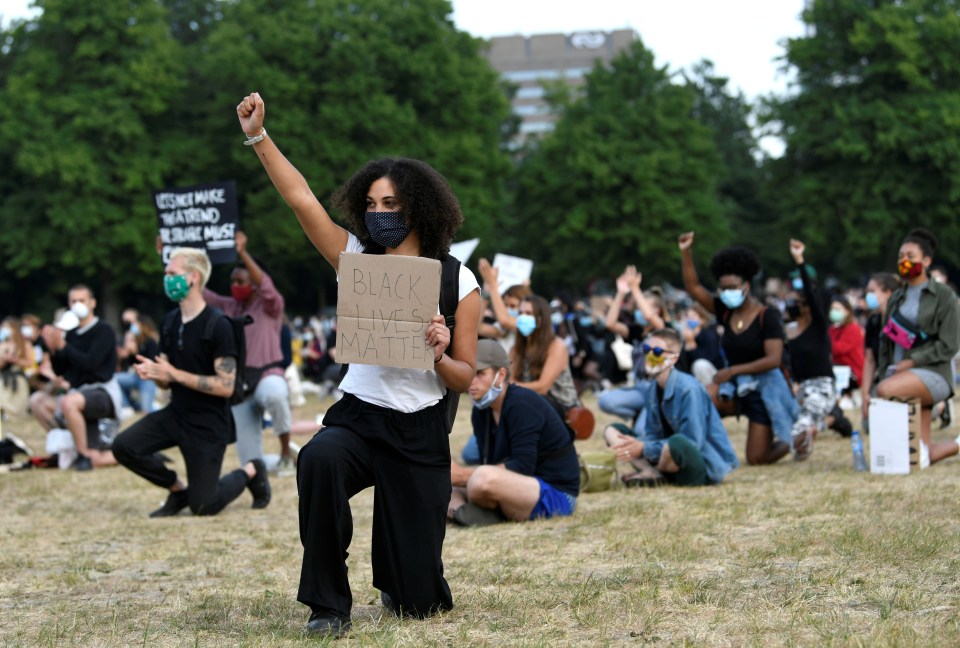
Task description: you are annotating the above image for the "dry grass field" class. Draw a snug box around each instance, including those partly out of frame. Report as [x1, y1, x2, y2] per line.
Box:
[2, 391, 960, 647]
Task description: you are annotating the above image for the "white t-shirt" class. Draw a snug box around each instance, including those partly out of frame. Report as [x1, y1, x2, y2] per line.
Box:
[337, 233, 480, 412]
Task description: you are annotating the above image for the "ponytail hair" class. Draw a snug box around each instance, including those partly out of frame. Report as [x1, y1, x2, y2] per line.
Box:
[902, 228, 938, 258]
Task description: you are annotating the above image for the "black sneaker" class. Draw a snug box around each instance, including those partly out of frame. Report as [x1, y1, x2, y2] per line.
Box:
[149, 490, 189, 518]
[306, 609, 351, 638]
[5, 432, 34, 457]
[247, 458, 271, 509]
[452, 502, 506, 527]
[71, 454, 93, 471]
[833, 413, 853, 438]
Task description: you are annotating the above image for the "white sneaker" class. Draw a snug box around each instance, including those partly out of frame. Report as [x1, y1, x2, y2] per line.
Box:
[839, 396, 855, 411]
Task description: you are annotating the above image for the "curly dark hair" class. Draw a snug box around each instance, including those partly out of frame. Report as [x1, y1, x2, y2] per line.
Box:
[709, 246, 761, 283]
[332, 157, 463, 260]
[902, 227, 938, 258]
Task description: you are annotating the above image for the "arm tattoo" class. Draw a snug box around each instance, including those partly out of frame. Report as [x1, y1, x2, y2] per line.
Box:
[197, 376, 212, 393]
[215, 356, 237, 392]
[216, 357, 237, 374]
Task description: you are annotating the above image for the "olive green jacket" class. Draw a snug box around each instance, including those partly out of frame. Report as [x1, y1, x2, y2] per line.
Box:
[877, 280, 960, 396]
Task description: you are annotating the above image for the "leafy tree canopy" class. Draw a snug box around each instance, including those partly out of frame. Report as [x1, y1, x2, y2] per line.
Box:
[506, 40, 733, 294]
[764, 0, 960, 279]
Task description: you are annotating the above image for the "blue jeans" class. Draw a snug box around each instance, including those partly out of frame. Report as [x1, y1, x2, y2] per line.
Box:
[232, 374, 292, 464]
[116, 371, 158, 413]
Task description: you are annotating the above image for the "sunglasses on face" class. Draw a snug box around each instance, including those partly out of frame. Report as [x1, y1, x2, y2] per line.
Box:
[641, 343, 667, 357]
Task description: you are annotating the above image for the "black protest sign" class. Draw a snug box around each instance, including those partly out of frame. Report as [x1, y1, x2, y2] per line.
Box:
[154, 181, 239, 265]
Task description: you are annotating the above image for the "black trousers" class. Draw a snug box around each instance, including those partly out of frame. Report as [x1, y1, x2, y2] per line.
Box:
[297, 393, 453, 618]
[112, 408, 248, 516]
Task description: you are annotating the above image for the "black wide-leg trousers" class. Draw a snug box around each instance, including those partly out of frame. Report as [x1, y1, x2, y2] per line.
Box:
[296, 394, 453, 618]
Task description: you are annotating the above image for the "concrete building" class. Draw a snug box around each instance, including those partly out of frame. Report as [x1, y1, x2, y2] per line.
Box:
[483, 29, 637, 144]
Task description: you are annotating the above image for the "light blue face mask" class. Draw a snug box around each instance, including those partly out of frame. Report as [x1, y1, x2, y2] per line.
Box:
[507, 308, 520, 319]
[865, 292, 879, 311]
[473, 377, 504, 410]
[719, 288, 746, 310]
[634, 310, 648, 327]
[579, 316, 594, 328]
[792, 277, 804, 291]
[551, 312, 563, 327]
[516, 314, 537, 337]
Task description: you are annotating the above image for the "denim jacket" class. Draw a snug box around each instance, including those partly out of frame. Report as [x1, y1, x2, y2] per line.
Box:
[641, 369, 740, 484]
[719, 367, 798, 445]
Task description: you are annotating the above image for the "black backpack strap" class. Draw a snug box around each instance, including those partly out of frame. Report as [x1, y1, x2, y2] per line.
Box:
[439, 254, 461, 329]
[160, 309, 179, 352]
[201, 307, 225, 340]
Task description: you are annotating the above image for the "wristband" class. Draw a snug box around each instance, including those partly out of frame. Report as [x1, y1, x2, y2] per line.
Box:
[243, 128, 267, 146]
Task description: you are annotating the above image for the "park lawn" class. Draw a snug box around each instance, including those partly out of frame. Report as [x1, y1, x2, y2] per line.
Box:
[2, 392, 959, 647]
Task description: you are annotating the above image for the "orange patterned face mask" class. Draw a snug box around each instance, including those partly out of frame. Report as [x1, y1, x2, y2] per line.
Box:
[898, 259, 923, 280]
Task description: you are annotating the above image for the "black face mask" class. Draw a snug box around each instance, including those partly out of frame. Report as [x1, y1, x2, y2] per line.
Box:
[364, 211, 410, 249]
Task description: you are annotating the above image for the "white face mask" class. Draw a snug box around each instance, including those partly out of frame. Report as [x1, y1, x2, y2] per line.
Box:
[70, 302, 90, 320]
[21, 325, 35, 339]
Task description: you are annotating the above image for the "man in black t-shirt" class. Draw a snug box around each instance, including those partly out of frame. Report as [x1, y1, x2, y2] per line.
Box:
[449, 340, 579, 527]
[112, 248, 271, 517]
[29, 285, 121, 471]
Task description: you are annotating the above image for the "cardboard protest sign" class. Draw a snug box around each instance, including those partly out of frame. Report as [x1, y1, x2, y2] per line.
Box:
[336, 253, 441, 370]
[154, 181, 239, 265]
[492, 253, 534, 294]
[449, 238, 480, 264]
[869, 397, 928, 474]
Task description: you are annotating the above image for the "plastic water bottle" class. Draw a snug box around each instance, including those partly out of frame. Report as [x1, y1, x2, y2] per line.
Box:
[851, 430, 868, 472]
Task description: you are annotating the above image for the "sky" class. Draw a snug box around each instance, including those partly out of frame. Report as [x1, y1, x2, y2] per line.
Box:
[451, 0, 809, 101]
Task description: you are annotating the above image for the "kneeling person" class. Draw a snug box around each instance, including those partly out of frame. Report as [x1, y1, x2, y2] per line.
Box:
[605, 328, 739, 486]
[449, 340, 579, 526]
[112, 248, 271, 517]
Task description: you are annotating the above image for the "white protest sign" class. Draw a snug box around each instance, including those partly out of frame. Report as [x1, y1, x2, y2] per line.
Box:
[869, 398, 928, 474]
[492, 253, 534, 295]
[449, 238, 480, 264]
[336, 253, 441, 370]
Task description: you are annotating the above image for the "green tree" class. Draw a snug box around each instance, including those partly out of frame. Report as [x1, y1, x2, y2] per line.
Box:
[684, 61, 778, 268]
[0, 0, 512, 316]
[0, 0, 186, 319]
[191, 0, 513, 310]
[764, 0, 960, 278]
[507, 40, 731, 293]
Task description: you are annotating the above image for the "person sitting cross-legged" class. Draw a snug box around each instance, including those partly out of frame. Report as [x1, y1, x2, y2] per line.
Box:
[604, 328, 739, 487]
[449, 340, 580, 527]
